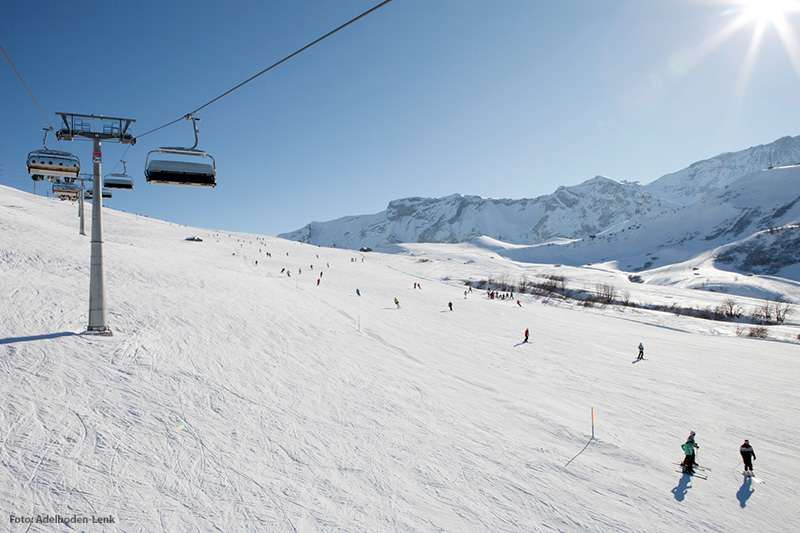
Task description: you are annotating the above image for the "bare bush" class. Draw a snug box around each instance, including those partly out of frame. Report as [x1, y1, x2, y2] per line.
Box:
[621, 291, 631, 307]
[722, 299, 743, 319]
[518, 275, 530, 294]
[759, 300, 773, 323]
[748, 326, 769, 339]
[775, 301, 792, 324]
[596, 284, 615, 306]
[532, 275, 566, 296]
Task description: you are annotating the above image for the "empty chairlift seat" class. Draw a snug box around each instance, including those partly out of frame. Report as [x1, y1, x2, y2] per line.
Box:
[27, 149, 80, 180]
[52, 183, 80, 199]
[104, 174, 134, 190]
[145, 148, 216, 187]
[84, 187, 113, 200]
[104, 161, 133, 190]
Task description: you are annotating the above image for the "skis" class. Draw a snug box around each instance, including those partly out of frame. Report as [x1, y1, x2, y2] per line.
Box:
[676, 463, 710, 479]
[744, 471, 764, 483]
[677, 469, 707, 479]
[676, 463, 711, 472]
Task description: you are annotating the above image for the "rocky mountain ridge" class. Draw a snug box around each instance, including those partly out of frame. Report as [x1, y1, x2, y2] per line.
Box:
[279, 135, 800, 279]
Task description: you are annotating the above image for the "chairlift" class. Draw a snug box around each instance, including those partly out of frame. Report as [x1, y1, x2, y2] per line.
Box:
[84, 188, 113, 200]
[145, 117, 216, 187]
[27, 128, 80, 180]
[52, 183, 80, 199]
[104, 161, 134, 190]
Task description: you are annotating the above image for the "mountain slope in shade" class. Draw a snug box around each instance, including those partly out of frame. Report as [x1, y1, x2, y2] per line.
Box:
[279, 177, 677, 249]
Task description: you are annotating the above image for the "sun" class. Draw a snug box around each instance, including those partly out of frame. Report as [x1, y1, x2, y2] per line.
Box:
[659, 0, 800, 112]
[739, 0, 798, 26]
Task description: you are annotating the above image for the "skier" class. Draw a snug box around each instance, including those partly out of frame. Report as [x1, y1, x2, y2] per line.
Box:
[740, 439, 756, 475]
[356, 288, 361, 296]
[681, 431, 699, 474]
[523, 328, 529, 343]
[448, 302, 453, 311]
[394, 298, 401, 309]
[517, 300, 522, 307]
[637, 342, 644, 360]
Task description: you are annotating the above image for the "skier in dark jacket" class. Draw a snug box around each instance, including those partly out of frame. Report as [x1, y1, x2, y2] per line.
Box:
[740, 439, 756, 475]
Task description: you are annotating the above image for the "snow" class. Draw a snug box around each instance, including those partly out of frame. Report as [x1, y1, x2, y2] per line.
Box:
[2, 184, 800, 531]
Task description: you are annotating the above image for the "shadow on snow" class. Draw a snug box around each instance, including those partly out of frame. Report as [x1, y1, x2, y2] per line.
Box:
[0, 332, 78, 345]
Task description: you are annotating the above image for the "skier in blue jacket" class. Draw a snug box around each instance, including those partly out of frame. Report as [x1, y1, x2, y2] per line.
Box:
[681, 431, 699, 474]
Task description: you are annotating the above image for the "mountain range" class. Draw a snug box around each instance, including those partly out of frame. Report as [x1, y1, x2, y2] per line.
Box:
[279, 135, 800, 280]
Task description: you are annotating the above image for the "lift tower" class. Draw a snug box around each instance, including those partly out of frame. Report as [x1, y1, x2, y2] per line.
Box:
[56, 113, 135, 336]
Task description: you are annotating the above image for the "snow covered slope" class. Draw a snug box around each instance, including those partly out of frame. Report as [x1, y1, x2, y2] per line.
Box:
[2, 184, 799, 532]
[279, 178, 676, 249]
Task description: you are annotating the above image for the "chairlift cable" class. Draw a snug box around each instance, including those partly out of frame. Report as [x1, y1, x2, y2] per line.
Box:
[107, 144, 132, 174]
[137, 0, 395, 139]
[0, 43, 54, 129]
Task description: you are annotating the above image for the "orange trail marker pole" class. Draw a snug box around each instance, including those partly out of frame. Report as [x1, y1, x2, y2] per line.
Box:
[591, 407, 595, 439]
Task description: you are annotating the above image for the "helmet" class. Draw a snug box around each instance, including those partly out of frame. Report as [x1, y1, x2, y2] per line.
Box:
[690, 431, 696, 436]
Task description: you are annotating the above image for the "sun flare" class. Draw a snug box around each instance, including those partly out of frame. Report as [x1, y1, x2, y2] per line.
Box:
[740, 0, 797, 25]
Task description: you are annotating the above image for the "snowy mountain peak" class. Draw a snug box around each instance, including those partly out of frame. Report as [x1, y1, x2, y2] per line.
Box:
[644, 135, 800, 206]
[280, 135, 800, 256]
[280, 178, 676, 250]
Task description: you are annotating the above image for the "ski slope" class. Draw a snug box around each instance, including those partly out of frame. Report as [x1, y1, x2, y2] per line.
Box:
[1, 184, 799, 532]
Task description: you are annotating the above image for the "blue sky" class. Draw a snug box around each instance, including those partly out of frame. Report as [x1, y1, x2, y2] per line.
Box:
[2, 0, 800, 236]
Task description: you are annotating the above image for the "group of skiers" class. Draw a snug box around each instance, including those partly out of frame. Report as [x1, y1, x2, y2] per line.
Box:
[680, 431, 757, 477]
[487, 290, 514, 300]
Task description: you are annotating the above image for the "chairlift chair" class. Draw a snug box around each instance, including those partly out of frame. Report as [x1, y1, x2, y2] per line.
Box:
[27, 128, 80, 180]
[104, 161, 134, 190]
[84, 188, 113, 200]
[145, 117, 216, 187]
[52, 183, 80, 199]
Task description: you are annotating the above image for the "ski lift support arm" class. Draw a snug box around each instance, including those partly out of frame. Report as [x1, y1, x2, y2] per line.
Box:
[56, 112, 136, 144]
